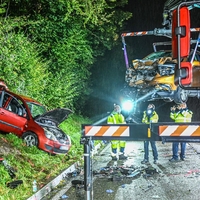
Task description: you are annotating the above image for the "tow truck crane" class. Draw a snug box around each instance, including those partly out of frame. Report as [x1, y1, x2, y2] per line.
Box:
[121, 0, 200, 104]
[81, 1, 200, 199]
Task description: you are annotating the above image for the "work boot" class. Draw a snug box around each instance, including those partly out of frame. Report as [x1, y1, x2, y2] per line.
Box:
[141, 159, 149, 164]
[180, 154, 185, 161]
[153, 160, 157, 164]
[119, 154, 127, 160]
[180, 157, 185, 161]
[111, 156, 117, 161]
[169, 157, 179, 162]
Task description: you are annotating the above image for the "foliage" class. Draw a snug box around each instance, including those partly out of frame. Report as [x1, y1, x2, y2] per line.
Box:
[0, 114, 91, 200]
[60, 114, 92, 160]
[0, 1, 132, 199]
[0, 0, 132, 111]
[0, 20, 49, 104]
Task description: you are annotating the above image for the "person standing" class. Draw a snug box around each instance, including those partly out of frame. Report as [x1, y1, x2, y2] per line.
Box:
[169, 103, 193, 162]
[141, 104, 159, 164]
[107, 104, 127, 161]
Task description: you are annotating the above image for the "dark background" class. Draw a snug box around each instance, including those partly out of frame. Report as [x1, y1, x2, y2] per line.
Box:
[83, 0, 200, 123]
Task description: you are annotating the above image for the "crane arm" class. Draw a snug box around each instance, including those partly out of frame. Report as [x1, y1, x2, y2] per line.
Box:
[162, 0, 200, 26]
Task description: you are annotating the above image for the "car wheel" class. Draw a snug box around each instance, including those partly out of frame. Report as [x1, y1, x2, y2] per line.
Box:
[22, 132, 38, 147]
[174, 86, 188, 104]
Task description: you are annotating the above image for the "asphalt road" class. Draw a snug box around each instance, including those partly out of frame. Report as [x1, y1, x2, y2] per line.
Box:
[42, 141, 200, 200]
[90, 141, 200, 200]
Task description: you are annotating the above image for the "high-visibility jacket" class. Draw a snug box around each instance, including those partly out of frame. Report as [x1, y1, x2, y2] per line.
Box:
[107, 112, 126, 152]
[107, 112, 125, 124]
[142, 111, 159, 124]
[170, 108, 193, 122]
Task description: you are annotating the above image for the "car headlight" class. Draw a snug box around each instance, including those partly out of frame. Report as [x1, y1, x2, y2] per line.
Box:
[44, 128, 58, 141]
[158, 64, 175, 76]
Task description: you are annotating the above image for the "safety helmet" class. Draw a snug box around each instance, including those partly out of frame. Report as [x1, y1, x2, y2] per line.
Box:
[114, 104, 121, 113]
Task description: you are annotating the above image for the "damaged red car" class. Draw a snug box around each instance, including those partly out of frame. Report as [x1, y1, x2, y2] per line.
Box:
[0, 82, 72, 155]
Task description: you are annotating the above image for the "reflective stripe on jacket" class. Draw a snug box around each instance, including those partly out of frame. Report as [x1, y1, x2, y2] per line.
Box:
[107, 112, 126, 151]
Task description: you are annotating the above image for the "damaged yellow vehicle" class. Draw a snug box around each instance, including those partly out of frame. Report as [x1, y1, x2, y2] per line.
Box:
[123, 41, 200, 104]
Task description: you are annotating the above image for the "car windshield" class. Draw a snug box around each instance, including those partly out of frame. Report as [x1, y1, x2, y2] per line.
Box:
[26, 102, 46, 118]
[144, 51, 172, 60]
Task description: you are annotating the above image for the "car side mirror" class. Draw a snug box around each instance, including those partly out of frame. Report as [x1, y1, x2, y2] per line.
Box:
[180, 62, 192, 85]
[174, 62, 192, 86]
[172, 7, 190, 59]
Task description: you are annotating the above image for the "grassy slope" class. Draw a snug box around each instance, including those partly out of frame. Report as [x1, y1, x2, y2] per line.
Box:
[0, 114, 91, 200]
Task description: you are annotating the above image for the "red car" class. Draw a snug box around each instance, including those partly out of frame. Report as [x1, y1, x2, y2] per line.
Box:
[0, 82, 72, 155]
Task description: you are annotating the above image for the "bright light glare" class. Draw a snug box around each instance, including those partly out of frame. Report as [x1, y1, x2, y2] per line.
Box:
[122, 100, 134, 112]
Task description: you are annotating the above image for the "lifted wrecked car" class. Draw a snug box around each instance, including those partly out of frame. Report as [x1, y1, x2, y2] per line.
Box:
[0, 82, 72, 155]
[123, 44, 200, 104]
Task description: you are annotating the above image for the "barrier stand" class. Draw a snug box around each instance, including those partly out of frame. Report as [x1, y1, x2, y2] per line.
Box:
[81, 123, 200, 200]
[81, 137, 92, 200]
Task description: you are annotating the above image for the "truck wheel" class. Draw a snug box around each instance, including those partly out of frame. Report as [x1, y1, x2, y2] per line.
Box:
[174, 86, 188, 104]
[22, 132, 38, 147]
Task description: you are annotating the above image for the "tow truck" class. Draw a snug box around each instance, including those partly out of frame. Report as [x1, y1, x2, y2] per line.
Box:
[81, 1, 200, 199]
[121, 1, 200, 105]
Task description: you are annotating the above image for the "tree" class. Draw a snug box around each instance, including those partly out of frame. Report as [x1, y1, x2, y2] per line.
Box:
[0, 0, 132, 111]
[0, 20, 49, 104]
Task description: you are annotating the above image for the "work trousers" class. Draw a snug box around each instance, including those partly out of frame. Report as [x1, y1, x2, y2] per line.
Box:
[111, 140, 126, 154]
[143, 141, 158, 161]
[172, 142, 186, 159]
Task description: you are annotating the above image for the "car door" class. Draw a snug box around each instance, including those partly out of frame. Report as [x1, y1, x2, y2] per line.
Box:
[0, 91, 28, 136]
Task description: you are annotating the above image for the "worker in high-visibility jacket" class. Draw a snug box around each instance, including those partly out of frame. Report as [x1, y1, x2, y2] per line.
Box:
[169, 102, 193, 162]
[107, 104, 127, 161]
[141, 104, 159, 164]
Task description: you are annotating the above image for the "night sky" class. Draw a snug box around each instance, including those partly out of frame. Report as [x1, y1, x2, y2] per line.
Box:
[84, 0, 200, 123]
[123, 0, 169, 58]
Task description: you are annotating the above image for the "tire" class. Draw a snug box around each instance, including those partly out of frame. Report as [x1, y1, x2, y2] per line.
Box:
[22, 132, 38, 147]
[174, 86, 188, 104]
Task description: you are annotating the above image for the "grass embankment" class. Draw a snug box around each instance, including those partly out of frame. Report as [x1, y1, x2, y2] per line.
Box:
[0, 114, 93, 200]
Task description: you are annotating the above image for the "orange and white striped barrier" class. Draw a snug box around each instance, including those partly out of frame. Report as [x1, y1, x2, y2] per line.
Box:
[159, 125, 200, 136]
[84, 125, 130, 137]
[121, 28, 200, 38]
[121, 31, 150, 37]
